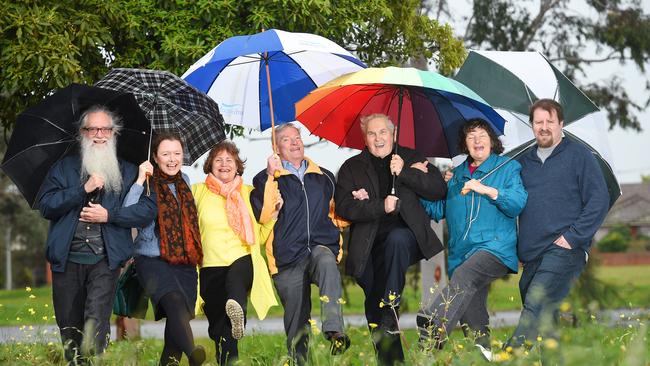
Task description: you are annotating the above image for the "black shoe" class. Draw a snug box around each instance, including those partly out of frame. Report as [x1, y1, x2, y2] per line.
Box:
[189, 345, 206, 366]
[327, 332, 351, 355]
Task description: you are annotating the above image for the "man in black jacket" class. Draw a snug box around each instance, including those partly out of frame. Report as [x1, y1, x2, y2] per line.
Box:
[335, 113, 446, 365]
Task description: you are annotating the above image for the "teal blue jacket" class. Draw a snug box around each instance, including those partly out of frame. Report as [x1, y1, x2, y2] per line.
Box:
[421, 154, 527, 276]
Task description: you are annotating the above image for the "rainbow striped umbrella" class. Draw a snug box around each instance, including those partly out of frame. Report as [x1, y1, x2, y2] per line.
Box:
[296, 67, 505, 158]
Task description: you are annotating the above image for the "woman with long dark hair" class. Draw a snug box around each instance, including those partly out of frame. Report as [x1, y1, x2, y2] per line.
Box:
[124, 132, 205, 366]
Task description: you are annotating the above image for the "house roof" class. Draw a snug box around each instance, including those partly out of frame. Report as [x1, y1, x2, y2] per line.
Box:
[603, 182, 650, 227]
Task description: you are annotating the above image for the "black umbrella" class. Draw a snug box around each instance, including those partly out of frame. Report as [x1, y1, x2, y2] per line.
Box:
[95, 68, 226, 164]
[1, 84, 151, 208]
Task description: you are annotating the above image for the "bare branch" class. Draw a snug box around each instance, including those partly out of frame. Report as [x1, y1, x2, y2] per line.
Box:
[549, 51, 631, 64]
[518, 0, 563, 49]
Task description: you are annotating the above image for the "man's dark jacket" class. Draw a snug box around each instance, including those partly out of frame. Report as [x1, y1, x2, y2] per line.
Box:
[335, 147, 447, 279]
[38, 155, 157, 272]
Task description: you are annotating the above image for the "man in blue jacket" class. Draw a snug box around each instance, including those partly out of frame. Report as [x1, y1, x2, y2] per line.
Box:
[250, 123, 349, 365]
[38, 106, 156, 364]
[507, 99, 609, 349]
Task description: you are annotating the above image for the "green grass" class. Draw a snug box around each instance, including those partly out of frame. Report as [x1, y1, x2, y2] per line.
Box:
[2, 265, 649, 327]
[1, 322, 648, 365]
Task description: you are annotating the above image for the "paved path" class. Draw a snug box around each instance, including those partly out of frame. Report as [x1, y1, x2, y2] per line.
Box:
[0, 309, 646, 343]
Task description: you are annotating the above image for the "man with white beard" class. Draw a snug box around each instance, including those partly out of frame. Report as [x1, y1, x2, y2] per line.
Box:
[38, 106, 156, 365]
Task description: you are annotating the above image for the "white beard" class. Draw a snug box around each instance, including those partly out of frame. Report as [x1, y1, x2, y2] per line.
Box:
[80, 137, 123, 194]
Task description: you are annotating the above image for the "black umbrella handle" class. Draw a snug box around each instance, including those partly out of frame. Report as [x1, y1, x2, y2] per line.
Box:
[390, 87, 404, 196]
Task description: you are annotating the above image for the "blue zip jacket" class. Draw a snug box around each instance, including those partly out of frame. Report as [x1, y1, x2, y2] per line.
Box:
[517, 138, 609, 262]
[250, 158, 340, 273]
[421, 154, 527, 276]
[38, 155, 157, 272]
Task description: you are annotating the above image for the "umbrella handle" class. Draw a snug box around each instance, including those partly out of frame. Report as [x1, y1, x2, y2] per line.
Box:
[263, 51, 281, 179]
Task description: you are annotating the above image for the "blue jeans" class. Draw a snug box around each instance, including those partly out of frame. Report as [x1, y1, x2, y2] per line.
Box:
[508, 246, 586, 347]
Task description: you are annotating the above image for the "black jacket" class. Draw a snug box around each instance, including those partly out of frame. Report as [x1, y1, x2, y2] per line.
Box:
[335, 147, 447, 278]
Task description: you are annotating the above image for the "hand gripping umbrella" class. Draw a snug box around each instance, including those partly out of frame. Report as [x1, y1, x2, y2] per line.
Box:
[296, 66, 506, 194]
[1, 84, 151, 208]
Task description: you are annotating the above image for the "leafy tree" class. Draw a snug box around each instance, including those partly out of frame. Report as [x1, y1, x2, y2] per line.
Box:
[0, 0, 466, 134]
[428, 0, 649, 131]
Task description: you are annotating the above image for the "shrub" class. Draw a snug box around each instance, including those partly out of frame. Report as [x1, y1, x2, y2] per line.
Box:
[597, 225, 631, 253]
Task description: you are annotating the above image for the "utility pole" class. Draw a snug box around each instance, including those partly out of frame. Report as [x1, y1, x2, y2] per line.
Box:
[5, 226, 11, 290]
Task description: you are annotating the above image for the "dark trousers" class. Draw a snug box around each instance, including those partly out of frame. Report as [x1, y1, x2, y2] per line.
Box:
[508, 246, 586, 348]
[273, 245, 344, 365]
[357, 226, 423, 366]
[200, 255, 253, 365]
[52, 260, 120, 364]
[418, 250, 509, 349]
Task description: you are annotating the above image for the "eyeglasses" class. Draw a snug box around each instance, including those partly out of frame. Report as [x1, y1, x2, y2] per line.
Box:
[81, 127, 114, 136]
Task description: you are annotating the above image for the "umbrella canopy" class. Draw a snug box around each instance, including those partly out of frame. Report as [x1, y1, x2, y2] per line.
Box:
[95, 68, 225, 164]
[295, 67, 505, 158]
[1, 83, 151, 208]
[455, 50, 620, 207]
[454, 50, 599, 124]
[182, 29, 366, 131]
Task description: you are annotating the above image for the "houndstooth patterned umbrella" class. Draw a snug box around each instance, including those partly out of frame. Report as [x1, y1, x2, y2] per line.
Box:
[96, 68, 225, 164]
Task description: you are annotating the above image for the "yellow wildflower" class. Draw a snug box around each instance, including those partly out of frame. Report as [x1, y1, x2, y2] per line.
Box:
[29, 294, 36, 299]
[25, 287, 32, 292]
[559, 302, 571, 312]
[319, 295, 330, 303]
[337, 298, 347, 305]
[388, 293, 396, 301]
[369, 323, 378, 329]
[543, 338, 559, 349]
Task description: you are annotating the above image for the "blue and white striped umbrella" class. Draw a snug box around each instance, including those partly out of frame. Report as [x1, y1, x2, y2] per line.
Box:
[182, 29, 366, 130]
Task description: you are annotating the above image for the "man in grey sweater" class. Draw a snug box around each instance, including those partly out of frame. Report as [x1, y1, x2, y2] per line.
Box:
[507, 99, 609, 349]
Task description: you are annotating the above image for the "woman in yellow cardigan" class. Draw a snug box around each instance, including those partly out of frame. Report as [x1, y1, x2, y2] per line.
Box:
[192, 140, 281, 365]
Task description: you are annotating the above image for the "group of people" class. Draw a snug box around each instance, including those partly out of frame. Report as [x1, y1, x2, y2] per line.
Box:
[38, 98, 609, 366]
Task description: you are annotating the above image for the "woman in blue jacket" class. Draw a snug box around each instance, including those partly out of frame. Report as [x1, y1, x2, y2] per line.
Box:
[415, 118, 527, 359]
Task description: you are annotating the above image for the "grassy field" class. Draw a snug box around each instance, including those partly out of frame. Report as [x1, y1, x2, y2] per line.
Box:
[1, 322, 647, 365]
[1, 265, 649, 327]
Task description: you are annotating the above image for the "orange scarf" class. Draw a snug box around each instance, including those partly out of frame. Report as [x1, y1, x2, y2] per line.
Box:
[205, 174, 255, 245]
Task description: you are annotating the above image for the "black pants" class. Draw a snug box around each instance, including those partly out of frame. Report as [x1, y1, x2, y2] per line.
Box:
[200, 255, 253, 365]
[357, 226, 423, 366]
[52, 260, 120, 364]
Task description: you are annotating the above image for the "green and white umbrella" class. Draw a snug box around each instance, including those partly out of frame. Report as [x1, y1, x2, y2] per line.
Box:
[454, 50, 621, 208]
[455, 50, 599, 124]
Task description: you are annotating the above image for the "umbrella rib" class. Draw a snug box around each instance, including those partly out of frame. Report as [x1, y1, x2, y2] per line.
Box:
[22, 113, 77, 136]
[1, 139, 77, 166]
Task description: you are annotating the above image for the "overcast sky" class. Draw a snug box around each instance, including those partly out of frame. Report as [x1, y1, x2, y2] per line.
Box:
[184, 0, 650, 186]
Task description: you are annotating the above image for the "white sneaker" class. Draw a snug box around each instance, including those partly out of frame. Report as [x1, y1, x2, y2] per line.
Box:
[476, 344, 493, 362]
[225, 299, 245, 340]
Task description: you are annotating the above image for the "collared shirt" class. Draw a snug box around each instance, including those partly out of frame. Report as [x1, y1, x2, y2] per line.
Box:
[282, 159, 308, 182]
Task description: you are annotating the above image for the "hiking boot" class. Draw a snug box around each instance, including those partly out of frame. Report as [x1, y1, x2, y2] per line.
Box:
[225, 299, 245, 340]
[189, 345, 206, 366]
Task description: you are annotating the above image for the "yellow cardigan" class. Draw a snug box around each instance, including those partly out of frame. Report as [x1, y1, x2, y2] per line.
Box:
[192, 182, 278, 320]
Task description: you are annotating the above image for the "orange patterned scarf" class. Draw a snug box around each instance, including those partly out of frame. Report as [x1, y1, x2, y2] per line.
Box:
[153, 169, 203, 265]
[205, 174, 255, 245]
